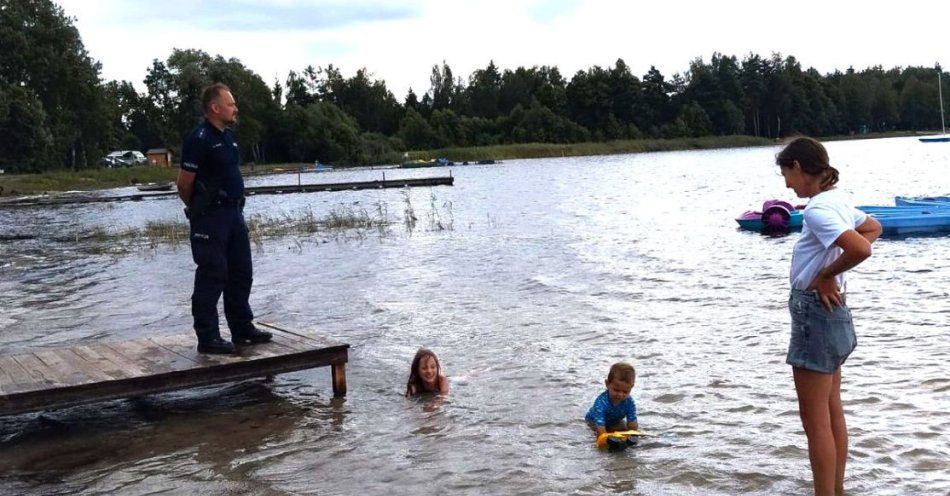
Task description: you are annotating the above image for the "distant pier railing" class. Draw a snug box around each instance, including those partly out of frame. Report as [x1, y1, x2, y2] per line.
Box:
[0, 174, 454, 208]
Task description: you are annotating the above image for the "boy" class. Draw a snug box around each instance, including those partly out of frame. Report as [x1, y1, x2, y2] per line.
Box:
[586, 362, 639, 450]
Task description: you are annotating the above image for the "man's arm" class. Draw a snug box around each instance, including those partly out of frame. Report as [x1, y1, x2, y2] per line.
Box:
[177, 169, 196, 206]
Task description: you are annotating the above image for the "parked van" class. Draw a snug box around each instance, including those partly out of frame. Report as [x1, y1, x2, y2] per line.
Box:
[103, 150, 147, 167]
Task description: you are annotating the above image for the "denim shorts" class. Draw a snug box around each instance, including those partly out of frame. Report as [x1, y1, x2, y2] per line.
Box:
[786, 289, 857, 374]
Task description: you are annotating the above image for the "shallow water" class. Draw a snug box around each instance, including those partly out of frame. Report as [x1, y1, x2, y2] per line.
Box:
[0, 137, 948, 495]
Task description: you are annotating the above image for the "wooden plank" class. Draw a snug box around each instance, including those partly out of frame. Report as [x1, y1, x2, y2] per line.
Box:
[237, 328, 319, 353]
[0, 358, 22, 394]
[106, 338, 198, 374]
[33, 350, 92, 386]
[148, 334, 246, 366]
[0, 355, 47, 393]
[54, 349, 115, 383]
[0, 324, 350, 416]
[82, 343, 150, 377]
[0, 346, 349, 416]
[257, 322, 346, 349]
[220, 328, 314, 356]
[72, 345, 135, 380]
[151, 333, 308, 364]
[236, 337, 309, 358]
[10, 353, 62, 388]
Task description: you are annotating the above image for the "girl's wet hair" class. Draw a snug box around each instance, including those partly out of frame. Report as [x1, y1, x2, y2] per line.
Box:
[776, 136, 839, 189]
[406, 348, 441, 397]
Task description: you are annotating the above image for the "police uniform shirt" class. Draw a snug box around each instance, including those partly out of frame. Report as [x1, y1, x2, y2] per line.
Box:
[180, 120, 244, 199]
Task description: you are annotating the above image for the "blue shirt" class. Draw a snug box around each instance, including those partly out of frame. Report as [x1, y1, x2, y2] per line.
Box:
[585, 390, 637, 427]
[180, 120, 244, 199]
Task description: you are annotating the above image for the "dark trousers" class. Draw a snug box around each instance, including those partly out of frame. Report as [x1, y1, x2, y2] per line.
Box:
[189, 206, 254, 341]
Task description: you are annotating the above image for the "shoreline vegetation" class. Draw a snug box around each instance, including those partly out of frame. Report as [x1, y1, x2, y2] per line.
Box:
[0, 131, 922, 197]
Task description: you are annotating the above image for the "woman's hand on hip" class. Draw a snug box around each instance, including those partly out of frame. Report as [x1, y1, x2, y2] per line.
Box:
[808, 273, 841, 311]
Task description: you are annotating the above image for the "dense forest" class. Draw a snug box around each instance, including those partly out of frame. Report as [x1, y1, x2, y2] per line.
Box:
[1, 0, 946, 172]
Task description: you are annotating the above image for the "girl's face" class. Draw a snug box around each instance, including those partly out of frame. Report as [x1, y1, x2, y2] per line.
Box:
[780, 163, 816, 198]
[418, 356, 439, 385]
[779, 162, 812, 198]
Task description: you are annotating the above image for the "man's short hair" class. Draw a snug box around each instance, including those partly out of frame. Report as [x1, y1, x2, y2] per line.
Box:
[607, 362, 636, 384]
[201, 83, 231, 113]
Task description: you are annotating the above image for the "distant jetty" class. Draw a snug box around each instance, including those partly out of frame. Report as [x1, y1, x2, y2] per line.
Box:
[0, 175, 454, 208]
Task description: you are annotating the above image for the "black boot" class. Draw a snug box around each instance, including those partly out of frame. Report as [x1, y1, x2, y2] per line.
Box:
[197, 336, 236, 354]
[231, 323, 272, 345]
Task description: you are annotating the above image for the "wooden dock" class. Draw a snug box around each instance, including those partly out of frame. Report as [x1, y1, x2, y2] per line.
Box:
[0, 175, 454, 208]
[0, 323, 348, 417]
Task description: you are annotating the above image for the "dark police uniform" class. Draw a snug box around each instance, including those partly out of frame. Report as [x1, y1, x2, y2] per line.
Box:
[180, 119, 254, 343]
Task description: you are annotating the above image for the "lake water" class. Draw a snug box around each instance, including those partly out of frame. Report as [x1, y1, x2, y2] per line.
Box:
[0, 137, 947, 495]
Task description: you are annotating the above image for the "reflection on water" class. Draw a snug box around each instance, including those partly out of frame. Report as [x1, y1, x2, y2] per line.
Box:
[1, 137, 948, 495]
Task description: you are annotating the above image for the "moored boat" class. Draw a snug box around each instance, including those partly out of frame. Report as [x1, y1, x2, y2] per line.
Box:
[735, 200, 803, 232]
[894, 196, 950, 207]
[401, 157, 455, 168]
[136, 181, 175, 192]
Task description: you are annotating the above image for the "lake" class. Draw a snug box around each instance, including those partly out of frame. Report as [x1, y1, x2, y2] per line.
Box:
[0, 137, 947, 495]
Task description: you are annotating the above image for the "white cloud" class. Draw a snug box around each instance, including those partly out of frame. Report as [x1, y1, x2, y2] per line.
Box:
[57, 0, 949, 99]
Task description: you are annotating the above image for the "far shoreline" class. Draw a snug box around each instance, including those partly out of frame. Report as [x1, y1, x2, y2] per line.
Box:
[0, 131, 930, 197]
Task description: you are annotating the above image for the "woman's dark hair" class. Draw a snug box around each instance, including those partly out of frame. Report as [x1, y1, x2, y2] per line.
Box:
[406, 348, 441, 397]
[776, 136, 839, 189]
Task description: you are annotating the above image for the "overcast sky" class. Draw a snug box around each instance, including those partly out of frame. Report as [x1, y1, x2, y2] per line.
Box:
[58, 0, 948, 99]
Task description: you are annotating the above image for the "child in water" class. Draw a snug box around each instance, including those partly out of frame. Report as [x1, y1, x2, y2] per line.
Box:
[586, 362, 639, 450]
[405, 348, 450, 397]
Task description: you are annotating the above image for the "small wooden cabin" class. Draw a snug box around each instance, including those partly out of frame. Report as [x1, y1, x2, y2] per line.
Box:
[146, 148, 173, 167]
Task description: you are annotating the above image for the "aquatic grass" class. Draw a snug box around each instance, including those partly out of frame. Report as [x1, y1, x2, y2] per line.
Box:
[427, 192, 453, 232]
[35, 193, 455, 254]
[61, 205, 398, 252]
[402, 190, 417, 232]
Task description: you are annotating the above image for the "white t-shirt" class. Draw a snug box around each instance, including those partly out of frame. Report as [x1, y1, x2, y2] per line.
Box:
[790, 189, 868, 290]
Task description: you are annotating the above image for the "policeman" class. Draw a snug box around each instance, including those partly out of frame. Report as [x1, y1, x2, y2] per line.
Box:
[176, 83, 272, 354]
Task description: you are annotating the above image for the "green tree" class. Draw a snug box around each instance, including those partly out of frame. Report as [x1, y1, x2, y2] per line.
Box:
[0, 0, 114, 169]
[397, 107, 440, 149]
[466, 61, 502, 119]
[506, 100, 590, 143]
[640, 66, 674, 135]
[899, 76, 933, 130]
[273, 102, 360, 163]
[427, 62, 456, 113]
[679, 101, 713, 137]
[429, 108, 464, 147]
[0, 83, 53, 172]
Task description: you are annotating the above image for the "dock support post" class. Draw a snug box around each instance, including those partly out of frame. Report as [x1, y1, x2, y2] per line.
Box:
[331, 362, 347, 397]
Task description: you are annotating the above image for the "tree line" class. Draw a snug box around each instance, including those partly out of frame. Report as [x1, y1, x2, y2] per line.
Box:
[1, 0, 946, 173]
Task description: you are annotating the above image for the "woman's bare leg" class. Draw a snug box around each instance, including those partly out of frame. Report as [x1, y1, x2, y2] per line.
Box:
[828, 370, 847, 495]
[793, 367, 837, 496]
